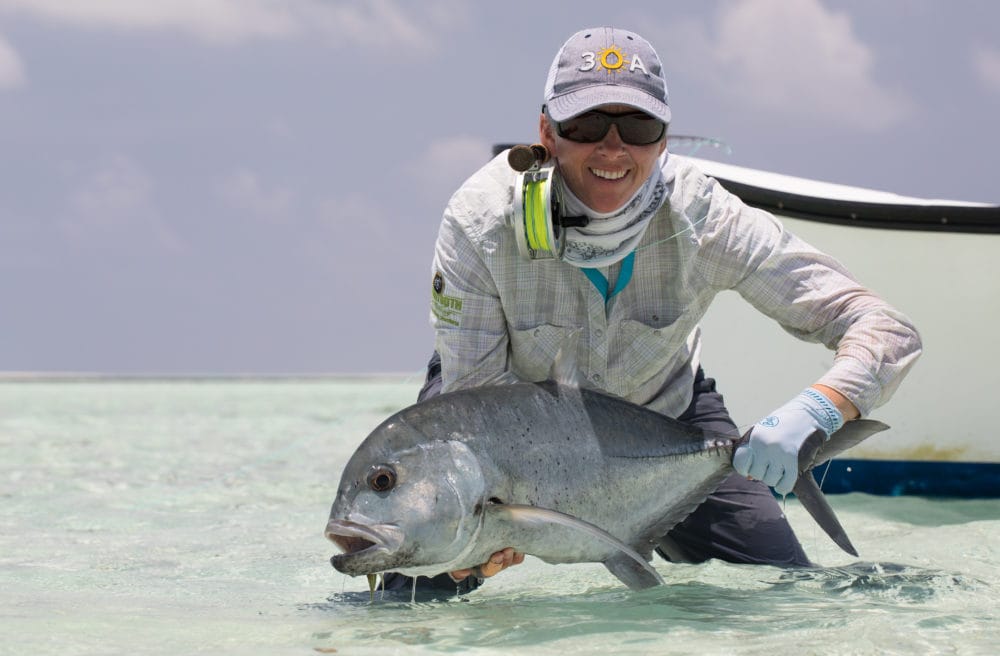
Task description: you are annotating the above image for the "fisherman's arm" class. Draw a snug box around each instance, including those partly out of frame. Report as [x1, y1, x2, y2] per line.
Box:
[812, 384, 859, 420]
[729, 218, 922, 417]
[692, 174, 921, 492]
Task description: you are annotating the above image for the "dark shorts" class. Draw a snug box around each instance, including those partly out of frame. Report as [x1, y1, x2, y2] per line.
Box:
[383, 353, 809, 594]
[658, 369, 810, 567]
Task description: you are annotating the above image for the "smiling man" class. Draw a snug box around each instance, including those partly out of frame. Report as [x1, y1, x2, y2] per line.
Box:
[394, 27, 921, 594]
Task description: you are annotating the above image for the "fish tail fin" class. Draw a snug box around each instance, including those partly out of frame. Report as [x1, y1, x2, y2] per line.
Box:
[794, 419, 890, 556]
[792, 469, 858, 556]
[810, 419, 890, 466]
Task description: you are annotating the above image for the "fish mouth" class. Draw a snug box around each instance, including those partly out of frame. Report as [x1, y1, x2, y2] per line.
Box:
[325, 518, 404, 575]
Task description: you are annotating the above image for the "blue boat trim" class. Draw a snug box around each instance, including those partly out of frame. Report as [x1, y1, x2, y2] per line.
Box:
[816, 460, 1000, 498]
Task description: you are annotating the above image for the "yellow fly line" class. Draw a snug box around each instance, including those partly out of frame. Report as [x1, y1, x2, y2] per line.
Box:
[525, 179, 551, 252]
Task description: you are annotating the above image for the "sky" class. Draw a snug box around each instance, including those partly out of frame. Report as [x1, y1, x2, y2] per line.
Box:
[1, 0, 998, 375]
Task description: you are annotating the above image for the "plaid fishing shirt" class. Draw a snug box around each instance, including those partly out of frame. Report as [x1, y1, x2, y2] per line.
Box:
[429, 153, 921, 418]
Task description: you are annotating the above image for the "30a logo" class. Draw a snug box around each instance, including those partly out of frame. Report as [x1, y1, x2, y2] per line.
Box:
[579, 45, 650, 75]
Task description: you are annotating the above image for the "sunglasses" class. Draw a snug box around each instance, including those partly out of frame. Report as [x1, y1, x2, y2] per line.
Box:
[555, 110, 666, 146]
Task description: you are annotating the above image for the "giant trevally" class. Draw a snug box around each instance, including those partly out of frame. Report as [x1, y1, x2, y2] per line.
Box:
[325, 346, 887, 590]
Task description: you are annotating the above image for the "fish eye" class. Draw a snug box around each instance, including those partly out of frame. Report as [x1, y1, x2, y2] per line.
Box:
[367, 465, 397, 492]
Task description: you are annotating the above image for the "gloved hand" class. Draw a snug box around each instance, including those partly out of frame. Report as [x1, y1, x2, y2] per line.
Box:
[733, 388, 845, 496]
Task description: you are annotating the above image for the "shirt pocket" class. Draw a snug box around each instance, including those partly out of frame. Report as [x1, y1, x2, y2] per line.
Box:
[615, 317, 682, 394]
[508, 323, 573, 382]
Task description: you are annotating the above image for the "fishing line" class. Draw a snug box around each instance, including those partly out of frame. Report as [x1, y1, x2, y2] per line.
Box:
[629, 134, 736, 253]
[668, 134, 732, 159]
[818, 460, 833, 491]
[633, 212, 712, 253]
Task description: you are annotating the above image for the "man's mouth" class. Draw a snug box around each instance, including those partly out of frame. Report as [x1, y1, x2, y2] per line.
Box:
[590, 168, 629, 181]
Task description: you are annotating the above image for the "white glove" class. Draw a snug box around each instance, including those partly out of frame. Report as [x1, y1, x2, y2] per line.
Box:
[733, 388, 845, 495]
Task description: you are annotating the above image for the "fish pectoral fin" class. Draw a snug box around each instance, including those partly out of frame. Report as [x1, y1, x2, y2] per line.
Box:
[491, 504, 663, 588]
[604, 552, 664, 590]
[792, 470, 859, 557]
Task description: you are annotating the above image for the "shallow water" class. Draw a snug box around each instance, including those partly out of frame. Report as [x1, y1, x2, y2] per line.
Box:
[2, 379, 997, 655]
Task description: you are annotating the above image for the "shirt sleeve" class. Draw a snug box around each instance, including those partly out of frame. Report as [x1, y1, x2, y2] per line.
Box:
[430, 198, 520, 392]
[692, 174, 922, 416]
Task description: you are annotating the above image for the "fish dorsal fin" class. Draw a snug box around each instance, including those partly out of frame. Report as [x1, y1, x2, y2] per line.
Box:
[581, 388, 731, 458]
[548, 329, 583, 388]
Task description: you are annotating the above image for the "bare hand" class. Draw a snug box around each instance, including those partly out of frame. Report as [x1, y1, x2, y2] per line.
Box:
[450, 547, 524, 581]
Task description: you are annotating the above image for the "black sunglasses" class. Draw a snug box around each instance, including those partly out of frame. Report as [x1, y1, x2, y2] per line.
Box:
[555, 110, 666, 146]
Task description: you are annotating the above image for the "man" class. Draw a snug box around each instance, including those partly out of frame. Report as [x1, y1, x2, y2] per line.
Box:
[389, 27, 921, 594]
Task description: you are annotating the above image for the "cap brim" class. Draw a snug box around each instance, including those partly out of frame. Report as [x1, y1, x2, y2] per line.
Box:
[547, 85, 670, 124]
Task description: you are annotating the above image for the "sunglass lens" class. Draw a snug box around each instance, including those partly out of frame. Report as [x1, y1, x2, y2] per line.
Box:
[618, 115, 665, 145]
[558, 113, 609, 143]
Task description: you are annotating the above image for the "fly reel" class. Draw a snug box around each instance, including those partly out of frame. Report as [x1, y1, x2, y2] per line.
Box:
[508, 144, 588, 261]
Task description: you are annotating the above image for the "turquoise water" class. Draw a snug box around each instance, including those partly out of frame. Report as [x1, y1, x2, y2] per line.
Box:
[2, 379, 997, 655]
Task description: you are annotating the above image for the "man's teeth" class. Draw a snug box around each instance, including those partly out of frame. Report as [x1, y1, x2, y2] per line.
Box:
[591, 168, 628, 180]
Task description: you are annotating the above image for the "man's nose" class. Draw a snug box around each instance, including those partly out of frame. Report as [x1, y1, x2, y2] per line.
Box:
[598, 124, 626, 150]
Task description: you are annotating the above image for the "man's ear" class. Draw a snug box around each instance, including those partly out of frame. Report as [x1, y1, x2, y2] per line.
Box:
[539, 113, 556, 154]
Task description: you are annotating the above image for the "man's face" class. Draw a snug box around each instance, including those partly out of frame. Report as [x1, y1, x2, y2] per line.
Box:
[539, 104, 667, 214]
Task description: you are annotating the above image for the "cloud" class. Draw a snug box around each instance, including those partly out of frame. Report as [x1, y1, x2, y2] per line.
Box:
[0, 34, 24, 89]
[0, 0, 467, 49]
[217, 169, 296, 223]
[308, 192, 401, 268]
[317, 193, 389, 237]
[972, 44, 1000, 94]
[407, 135, 493, 202]
[60, 154, 184, 254]
[654, 0, 912, 131]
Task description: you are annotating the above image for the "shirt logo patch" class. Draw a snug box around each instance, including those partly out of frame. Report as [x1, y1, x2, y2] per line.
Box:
[431, 271, 462, 327]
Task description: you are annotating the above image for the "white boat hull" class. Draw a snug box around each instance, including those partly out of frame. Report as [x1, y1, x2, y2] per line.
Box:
[689, 156, 1000, 496]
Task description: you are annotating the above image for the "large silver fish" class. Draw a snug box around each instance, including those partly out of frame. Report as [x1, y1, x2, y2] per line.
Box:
[325, 348, 886, 589]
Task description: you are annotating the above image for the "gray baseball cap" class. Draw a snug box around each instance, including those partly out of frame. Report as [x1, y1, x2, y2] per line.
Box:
[544, 27, 670, 124]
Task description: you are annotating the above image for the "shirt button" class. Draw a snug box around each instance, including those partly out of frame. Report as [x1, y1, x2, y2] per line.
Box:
[533, 329, 540, 337]
[594, 328, 604, 338]
[592, 373, 602, 382]
[653, 330, 662, 337]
